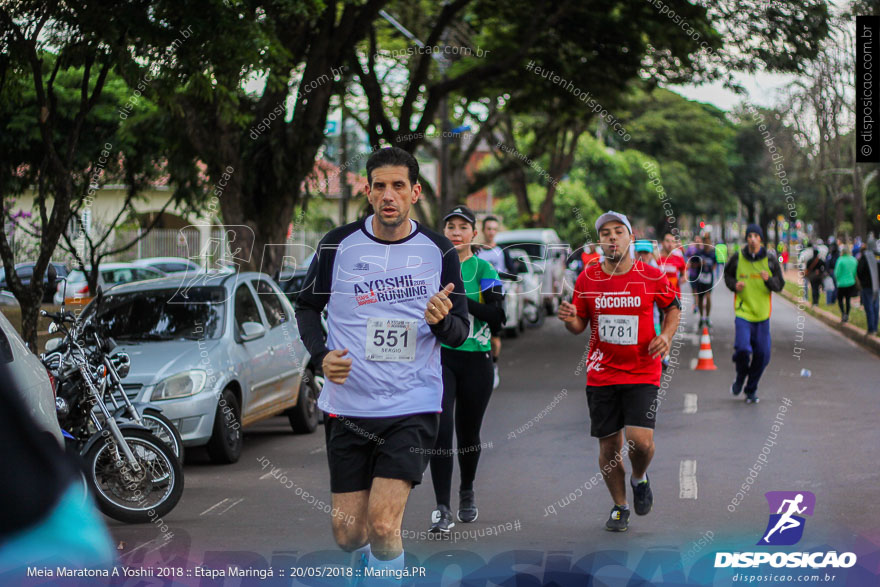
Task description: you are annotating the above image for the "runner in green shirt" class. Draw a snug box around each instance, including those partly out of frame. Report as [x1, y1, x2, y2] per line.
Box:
[723, 224, 784, 404]
[429, 205, 505, 533]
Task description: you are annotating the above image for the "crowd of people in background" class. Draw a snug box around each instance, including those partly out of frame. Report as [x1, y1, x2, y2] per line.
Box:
[801, 234, 880, 335]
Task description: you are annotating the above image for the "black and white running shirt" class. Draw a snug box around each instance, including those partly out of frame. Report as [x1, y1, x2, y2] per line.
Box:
[295, 215, 468, 417]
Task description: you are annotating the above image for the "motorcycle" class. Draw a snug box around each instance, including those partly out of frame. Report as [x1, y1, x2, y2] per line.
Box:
[40, 291, 183, 524]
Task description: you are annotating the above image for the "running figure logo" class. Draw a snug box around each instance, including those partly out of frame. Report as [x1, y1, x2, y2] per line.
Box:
[758, 491, 816, 546]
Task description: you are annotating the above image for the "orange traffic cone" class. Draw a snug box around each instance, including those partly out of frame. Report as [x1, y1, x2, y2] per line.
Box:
[694, 326, 717, 370]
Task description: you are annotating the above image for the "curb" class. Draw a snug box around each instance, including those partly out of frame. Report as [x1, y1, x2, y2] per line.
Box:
[778, 285, 880, 358]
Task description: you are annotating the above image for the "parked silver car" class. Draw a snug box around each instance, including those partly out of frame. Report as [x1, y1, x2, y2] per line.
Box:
[78, 271, 319, 464]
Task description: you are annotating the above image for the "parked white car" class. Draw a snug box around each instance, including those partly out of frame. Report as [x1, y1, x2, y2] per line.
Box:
[0, 310, 62, 446]
[500, 276, 525, 336]
[503, 248, 545, 332]
[53, 263, 165, 305]
[494, 229, 569, 314]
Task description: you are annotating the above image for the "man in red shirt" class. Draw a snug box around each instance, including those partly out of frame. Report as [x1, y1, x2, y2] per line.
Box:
[558, 211, 681, 532]
[656, 230, 687, 297]
[581, 243, 600, 269]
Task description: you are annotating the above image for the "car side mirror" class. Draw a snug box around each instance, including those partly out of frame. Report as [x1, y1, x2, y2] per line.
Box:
[240, 321, 266, 342]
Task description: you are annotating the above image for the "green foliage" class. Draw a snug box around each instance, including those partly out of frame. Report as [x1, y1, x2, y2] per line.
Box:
[620, 87, 736, 217]
[492, 180, 602, 247]
[569, 135, 659, 215]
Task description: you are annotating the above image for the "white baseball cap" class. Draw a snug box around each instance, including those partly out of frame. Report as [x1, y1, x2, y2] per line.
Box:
[595, 211, 632, 234]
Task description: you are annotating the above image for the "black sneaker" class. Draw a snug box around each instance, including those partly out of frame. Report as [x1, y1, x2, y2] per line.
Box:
[458, 490, 478, 523]
[745, 394, 760, 404]
[730, 379, 744, 396]
[605, 505, 630, 532]
[429, 505, 455, 533]
[631, 476, 653, 516]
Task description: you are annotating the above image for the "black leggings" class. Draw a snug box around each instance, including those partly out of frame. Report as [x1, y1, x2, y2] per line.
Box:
[430, 347, 494, 508]
[809, 277, 823, 305]
[837, 285, 857, 315]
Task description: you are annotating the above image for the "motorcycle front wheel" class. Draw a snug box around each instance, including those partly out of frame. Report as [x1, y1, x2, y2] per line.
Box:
[84, 428, 184, 524]
[141, 408, 185, 463]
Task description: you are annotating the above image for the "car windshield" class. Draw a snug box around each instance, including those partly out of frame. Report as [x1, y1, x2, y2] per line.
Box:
[88, 287, 226, 341]
[66, 270, 87, 283]
[502, 242, 544, 260]
[277, 271, 309, 299]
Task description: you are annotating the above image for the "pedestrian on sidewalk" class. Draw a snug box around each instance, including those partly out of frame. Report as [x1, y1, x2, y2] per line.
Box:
[723, 224, 785, 404]
[857, 237, 880, 335]
[803, 243, 825, 307]
[834, 246, 858, 323]
[825, 237, 839, 305]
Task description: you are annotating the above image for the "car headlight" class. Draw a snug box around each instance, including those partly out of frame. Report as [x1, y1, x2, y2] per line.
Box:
[151, 370, 207, 401]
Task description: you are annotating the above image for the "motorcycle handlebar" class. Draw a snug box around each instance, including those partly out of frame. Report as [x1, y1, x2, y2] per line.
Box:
[40, 310, 76, 323]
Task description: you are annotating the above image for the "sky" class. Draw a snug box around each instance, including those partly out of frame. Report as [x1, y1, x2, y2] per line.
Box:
[671, 70, 800, 112]
[674, 0, 849, 112]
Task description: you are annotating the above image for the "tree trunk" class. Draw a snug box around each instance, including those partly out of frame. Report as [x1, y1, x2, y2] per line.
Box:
[538, 183, 558, 227]
[852, 165, 867, 238]
[20, 291, 42, 353]
[509, 166, 533, 225]
[744, 202, 756, 227]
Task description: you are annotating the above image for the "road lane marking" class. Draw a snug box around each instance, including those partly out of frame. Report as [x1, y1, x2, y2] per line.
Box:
[679, 459, 698, 499]
[684, 393, 698, 414]
[689, 358, 698, 370]
[260, 468, 285, 480]
[217, 497, 244, 515]
[309, 445, 326, 454]
[144, 540, 173, 556]
[200, 498, 230, 516]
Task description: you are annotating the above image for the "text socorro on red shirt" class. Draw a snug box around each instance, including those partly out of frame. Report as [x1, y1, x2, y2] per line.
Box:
[571, 260, 677, 387]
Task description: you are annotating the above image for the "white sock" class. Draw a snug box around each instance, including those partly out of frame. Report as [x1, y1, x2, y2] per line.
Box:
[631, 474, 646, 485]
[368, 550, 405, 572]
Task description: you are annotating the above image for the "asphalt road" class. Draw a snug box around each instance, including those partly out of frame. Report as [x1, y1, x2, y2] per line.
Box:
[107, 283, 880, 585]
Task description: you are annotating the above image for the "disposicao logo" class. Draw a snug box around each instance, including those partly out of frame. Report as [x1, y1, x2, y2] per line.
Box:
[715, 491, 857, 570]
[759, 491, 815, 546]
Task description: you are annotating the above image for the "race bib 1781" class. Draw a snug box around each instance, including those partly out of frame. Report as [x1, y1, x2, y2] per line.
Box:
[597, 314, 639, 345]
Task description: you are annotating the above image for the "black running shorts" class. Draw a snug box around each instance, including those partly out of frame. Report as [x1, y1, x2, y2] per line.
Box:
[585, 383, 659, 438]
[324, 412, 440, 493]
[692, 280, 713, 295]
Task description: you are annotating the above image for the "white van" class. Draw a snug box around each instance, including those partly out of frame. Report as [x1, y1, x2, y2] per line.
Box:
[494, 229, 569, 314]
